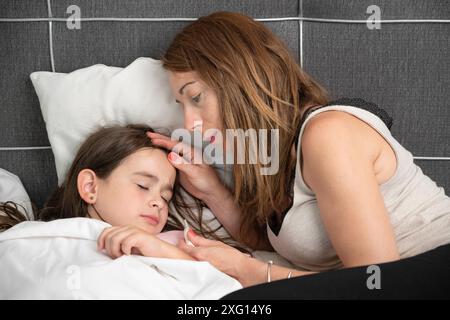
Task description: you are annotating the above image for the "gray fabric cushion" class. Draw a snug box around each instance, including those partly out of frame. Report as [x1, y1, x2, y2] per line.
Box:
[0, 0, 47, 18]
[52, 21, 300, 73]
[51, 0, 299, 18]
[304, 23, 450, 156]
[303, 0, 450, 20]
[0, 0, 449, 208]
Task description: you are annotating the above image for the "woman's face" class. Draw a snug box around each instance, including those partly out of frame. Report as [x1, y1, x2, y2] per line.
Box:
[86, 148, 176, 234]
[169, 71, 223, 142]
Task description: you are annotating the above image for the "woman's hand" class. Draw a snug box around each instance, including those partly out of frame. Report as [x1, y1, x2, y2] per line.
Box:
[146, 131, 224, 201]
[97, 225, 164, 259]
[147, 131, 247, 246]
[179, 230, 266, 287]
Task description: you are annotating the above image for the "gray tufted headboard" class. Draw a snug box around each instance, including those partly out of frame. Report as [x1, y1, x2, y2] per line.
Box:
[1, 0, 449, 208]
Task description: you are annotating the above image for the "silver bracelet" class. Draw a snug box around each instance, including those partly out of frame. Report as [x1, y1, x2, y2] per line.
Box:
[266, 260, 273, 283]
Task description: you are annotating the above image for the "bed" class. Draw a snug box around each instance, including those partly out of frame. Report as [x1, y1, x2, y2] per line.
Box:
[1, 0, 449, 299]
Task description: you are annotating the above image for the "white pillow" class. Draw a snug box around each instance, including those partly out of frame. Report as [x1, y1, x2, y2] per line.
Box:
[30, 57, 183, 185]
[0, 168, 34, 220]
[29, 57, 232, 242]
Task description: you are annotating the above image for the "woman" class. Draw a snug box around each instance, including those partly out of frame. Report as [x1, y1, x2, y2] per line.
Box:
[148, 12, 450, 298]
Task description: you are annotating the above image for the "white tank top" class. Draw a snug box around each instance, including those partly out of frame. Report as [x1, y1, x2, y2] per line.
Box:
[267, 105, 450, 271]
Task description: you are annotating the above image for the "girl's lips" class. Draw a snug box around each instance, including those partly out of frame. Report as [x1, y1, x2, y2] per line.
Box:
[140, 214, 159, 226]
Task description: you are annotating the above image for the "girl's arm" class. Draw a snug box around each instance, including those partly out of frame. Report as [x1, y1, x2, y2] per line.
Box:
[152, 239, 196, 260]
[98, 225, 195, 260]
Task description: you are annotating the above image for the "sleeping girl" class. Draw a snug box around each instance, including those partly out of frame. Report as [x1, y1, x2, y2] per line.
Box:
[0, 124, 211, 260]
[0, 124, 243, 299]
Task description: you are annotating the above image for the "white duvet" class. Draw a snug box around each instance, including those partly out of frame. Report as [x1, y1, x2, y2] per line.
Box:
[0, 218, 242, 299]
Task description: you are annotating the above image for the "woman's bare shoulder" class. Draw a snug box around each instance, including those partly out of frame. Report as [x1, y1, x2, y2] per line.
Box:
[300, 110, 386, 188]
[301, 110, 382, 161]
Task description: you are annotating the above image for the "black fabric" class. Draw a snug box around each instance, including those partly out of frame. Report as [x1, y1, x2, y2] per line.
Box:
[294, 97, 393, 153]
[221, 243, 450, 299]
[323, 97, 394, 130]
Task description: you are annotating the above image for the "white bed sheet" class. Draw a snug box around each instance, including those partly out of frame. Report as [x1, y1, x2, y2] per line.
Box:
[0, 218, 242, 299]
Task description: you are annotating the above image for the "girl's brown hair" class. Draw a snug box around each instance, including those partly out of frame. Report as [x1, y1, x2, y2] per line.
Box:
[162, 11, 329, 248]
[1, 125, 225, 243]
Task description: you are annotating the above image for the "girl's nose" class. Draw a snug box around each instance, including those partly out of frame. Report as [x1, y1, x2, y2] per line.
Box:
[148, 198, 161, 210]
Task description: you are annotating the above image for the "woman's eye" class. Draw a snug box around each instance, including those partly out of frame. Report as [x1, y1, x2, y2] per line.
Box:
[137, 184, 149, 191]
[192, 93, 201, 103]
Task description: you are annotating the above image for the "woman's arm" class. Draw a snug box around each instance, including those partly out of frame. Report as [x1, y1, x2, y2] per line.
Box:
[201, 183, 272, 250]
[238, 257, 316, 287]
[301, 111, 400, 267]
[198, 182, 242, 241]
[180, 232, 315, 287]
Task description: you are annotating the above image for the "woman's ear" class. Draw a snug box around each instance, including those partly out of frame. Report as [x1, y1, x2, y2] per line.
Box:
[77, 169, 99, 204]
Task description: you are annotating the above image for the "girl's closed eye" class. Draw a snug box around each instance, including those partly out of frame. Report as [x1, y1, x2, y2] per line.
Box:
[138, 184, 170, 203]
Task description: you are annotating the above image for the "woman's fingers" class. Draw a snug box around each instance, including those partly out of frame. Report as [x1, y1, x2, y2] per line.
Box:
[146, 131, 171, 140]
[187, 231, 224, 248]
[147, 131, 205, 165]
[167, 152, 197, 171]
[149, 137, 179, 151]
[146, 132, 181, 152]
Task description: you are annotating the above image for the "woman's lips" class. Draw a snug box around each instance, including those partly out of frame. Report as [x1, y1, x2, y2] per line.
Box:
[140, 214, 159, 226]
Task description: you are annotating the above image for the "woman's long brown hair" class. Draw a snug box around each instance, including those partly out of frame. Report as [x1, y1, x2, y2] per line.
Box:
[0, 125, 228, 245]
[162, 11, 329, 248]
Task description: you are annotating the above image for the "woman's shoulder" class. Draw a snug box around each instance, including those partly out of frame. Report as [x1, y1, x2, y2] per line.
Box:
[302, 110, 381, 160]
[300, 110, 389, 189]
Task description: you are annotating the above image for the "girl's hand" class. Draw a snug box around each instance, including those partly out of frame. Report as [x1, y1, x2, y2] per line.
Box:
[178, 230, 263, 287]
[146, 131, 225, 201]
[97, 226, 163, 259]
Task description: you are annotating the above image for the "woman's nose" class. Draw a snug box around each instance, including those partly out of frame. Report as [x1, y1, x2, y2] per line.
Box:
[183, 107, 201, 131]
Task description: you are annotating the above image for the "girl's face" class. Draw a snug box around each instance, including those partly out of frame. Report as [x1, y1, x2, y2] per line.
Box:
[86, 148, 176, 234]
[169, 71, 223, 141]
